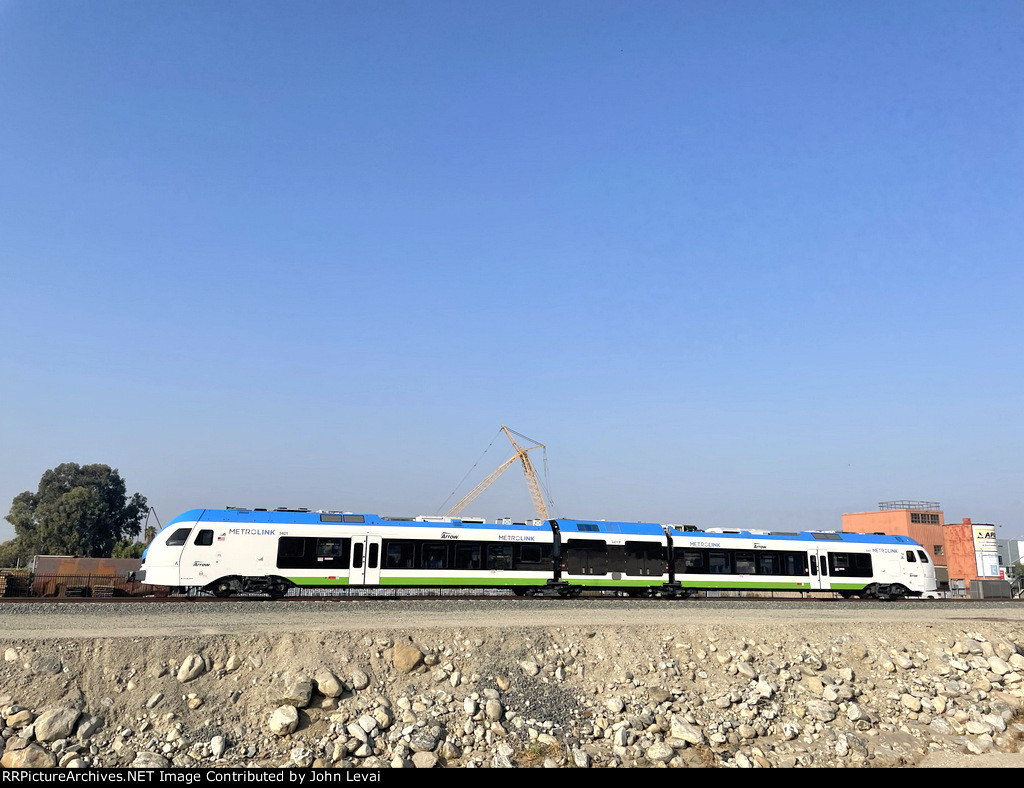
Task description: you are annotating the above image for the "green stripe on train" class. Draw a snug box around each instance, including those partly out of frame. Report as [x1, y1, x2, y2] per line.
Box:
[287, 577, 350, 586]
[580, 579, 814, 590]
[287, 576, 543, 587]
[287, 576, 866, 591]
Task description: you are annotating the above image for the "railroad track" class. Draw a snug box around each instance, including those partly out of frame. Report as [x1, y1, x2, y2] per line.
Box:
[0, 591, 982, 605]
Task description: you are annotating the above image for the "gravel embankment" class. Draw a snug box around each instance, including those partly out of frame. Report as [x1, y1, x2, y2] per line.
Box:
[2, 599, 1024, 768]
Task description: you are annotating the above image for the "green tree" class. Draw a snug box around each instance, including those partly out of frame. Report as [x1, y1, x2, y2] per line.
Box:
[111, 539, 146, 559]
[1, 463, 148, 564]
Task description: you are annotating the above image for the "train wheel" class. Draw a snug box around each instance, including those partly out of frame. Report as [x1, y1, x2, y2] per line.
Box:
[210, 578, 241, 598]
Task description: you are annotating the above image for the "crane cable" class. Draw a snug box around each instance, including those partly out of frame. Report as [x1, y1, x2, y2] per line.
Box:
[435, 427, 503, 515]
[540, 449, 558, 517]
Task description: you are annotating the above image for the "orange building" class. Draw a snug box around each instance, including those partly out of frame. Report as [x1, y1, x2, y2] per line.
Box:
[943, 518, 1000, 595]
[841, 501, 947, 567]
[841, 502, 1001, 595]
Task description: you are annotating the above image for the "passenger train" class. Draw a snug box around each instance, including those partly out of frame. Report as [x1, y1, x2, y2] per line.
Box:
[137, 508, 938, 600]
[136, 507, 937, 597]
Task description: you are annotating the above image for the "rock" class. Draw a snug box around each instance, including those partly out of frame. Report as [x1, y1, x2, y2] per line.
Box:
[393, 641, 424, 673]
[177, 654, 206, 683]
[669, 716, 706, 745]
[268, 672, 313, 708]
[211, 735, 226, 759]
[132, 752, 172, 768]
[805, 700, 837, 723]
[351, 669, 371, 690]
[571, 748, 591, 767]
[34, 708, 81, 742]
[1, 744, 57, 768]
[315, 669, 344, 698]
[76, 715, 103, 740]
[31, 654, 63, 674]
[409, 729, 437, 752]
[521, 659, 540, 676]
[485, 699, 503, 721]
[6, 709, 34, 727]
[412, 751, 439, 768]
[290, 747, 315, 768]
[269, 705, 299, 736]
[646, 741, 675, 763]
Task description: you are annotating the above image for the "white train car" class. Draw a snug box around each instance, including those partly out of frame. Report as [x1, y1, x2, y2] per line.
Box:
[138, 508, 556, 598]
[665, 527, 937, 599]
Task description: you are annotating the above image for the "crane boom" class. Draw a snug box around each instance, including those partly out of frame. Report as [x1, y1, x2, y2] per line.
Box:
[445, 425, 551, 520]
[444, 455, 518, 517]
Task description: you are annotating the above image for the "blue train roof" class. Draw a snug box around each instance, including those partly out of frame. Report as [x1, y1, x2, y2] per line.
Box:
[666, 527, 921, 546]
[165, 508, 551, 535]
[554, 519, 667, 536]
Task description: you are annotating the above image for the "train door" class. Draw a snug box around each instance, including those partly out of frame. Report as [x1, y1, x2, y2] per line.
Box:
[902, 548, 928, 591]
[350, 535, 382, 586]
[807, 550, 830, 591]
[177, 528, 221, 586]
[564, 539, 608, 575]
[625, 541, 663, 577]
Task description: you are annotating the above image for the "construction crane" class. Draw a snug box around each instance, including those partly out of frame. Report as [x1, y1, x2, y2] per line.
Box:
[445, 425, 550, 521]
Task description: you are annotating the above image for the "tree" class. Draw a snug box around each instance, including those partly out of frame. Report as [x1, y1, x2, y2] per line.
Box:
[0, 463, 149, 564]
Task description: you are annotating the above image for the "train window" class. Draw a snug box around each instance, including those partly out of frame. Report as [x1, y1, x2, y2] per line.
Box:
[343, 515, 365, 523]
[368, 543, 379, 569]
[513, 544, 552, 569]
[316, 539, 343, 558]
[678, 549, 705, 574]
[385, 542, 415, 569]
[708, 551, 730, 574]
[830, 552, 872, 577]
[279, 537, 305, 558]
[353, 543, 364, 569]
[165, 528, 193, 547]
[454, 544, 482, 570]
[276, 537, 308, 569]
[194, 530, 214, 546]
[421, 543, 448, 570]
[906, 551, 917, 562]
[757, 552, 781, 575]
[917, 550, 930, 563]
[734, 552, 755, 574]
[487, 544, 513, 571]
[782, 551, 807, 576]
[319, 514, 343, 523]
[314, 538, 350, 568]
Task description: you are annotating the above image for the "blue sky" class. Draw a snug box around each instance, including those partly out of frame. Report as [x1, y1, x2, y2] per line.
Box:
[1, 1, 1022, 542]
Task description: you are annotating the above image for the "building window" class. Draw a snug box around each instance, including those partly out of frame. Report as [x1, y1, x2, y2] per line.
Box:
[934, 545, 943, 556]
